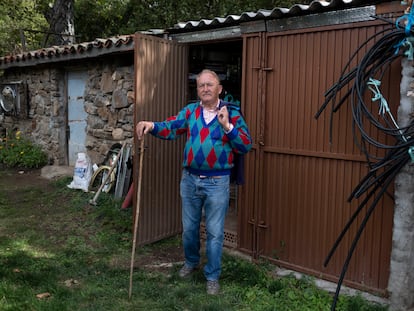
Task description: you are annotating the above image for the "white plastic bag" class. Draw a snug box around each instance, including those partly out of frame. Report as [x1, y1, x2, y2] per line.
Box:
[67, 152, 92, 192]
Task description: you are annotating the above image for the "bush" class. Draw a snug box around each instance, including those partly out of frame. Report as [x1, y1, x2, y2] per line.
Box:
[0, 130, 48, 168]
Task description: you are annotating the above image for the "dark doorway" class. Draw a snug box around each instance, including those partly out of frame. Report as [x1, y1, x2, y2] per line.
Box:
[188, 40, 243, 103]
[188, 40, 243, 248]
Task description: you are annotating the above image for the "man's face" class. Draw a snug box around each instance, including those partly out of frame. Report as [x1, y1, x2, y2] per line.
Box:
[197, 73, 222, 105]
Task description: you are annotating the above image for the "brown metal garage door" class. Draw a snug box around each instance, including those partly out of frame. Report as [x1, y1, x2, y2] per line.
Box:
[239, 21, 398, 293]
[133, 34, 188, 245]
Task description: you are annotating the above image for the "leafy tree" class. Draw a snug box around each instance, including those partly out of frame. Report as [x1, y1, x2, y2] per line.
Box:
[0, 0, 48, 55]
[74, 0, 128, 42]
[74, 0, 312, 42]
[0, 0, 313, 56]
[73, 0, 214, 41]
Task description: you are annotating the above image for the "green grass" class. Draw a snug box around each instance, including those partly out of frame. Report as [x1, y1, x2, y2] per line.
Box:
[0, 170, 388, 311]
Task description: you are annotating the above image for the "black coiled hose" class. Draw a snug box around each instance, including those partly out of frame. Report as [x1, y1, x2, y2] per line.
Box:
[315, 14, 414, 310]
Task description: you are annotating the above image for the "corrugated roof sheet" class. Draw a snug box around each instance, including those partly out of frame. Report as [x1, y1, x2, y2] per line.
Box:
[169, 0, 389, 31]
[0, 0, 394, 69]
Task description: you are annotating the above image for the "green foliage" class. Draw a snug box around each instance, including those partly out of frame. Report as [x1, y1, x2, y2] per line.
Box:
[338, 294, 389, 311]
[0, 0, 48, 55]
[0, 130, 48, 168]
[74, 0, 314, 42]
[0, 0, 315, 54]
[74, 0, 128, 42]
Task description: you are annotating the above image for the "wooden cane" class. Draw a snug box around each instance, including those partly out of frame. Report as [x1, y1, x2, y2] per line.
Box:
[129, 137, 145, 299]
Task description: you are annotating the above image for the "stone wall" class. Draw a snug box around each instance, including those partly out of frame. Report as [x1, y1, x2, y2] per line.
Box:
[84, 64, 134, 165]
[0, 56, 135, 166]
[0, 67, 67, 164]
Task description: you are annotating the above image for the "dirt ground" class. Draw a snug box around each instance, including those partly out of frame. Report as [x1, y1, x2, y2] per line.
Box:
[1, 167, 52, 188]
[0, 167, 185, 274]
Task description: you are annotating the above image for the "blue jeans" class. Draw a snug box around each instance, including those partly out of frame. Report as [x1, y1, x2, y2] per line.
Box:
[180, 169, 230, 281]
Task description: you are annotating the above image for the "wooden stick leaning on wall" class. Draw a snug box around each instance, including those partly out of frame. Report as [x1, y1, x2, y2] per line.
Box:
[129, 137, 145, 299]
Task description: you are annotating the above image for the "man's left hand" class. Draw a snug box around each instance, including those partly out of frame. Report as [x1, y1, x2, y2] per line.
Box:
[218, 106, 231, 131]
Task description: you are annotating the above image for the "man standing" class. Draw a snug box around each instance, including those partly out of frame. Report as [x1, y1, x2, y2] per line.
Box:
[136, 69, 252, 295]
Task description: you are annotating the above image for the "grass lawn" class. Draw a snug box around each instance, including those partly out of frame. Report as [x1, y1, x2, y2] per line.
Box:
[0, 169, 388, 311]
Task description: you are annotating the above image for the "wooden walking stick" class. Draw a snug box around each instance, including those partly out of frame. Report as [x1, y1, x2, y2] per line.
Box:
[129, 137, 145, 299]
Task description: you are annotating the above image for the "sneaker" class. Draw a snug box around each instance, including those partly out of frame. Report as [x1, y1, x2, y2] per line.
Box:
[206, 280, 220, 295]
[178, 265, 196, 278]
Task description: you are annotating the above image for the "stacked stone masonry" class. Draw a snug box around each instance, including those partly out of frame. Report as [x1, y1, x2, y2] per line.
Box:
[0, 61, 134, 166]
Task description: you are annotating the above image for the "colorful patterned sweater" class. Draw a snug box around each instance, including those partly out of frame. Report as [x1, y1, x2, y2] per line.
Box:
[151, 100, 252, 176]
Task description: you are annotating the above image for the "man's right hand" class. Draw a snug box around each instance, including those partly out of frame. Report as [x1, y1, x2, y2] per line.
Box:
[136, 121, 154, 140]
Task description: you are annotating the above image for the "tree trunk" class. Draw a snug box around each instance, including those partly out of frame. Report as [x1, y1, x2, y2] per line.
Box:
[45, 0, 75, 46]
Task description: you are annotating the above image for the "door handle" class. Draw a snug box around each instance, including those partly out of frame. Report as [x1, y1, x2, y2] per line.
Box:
[258, 221, 268, 229]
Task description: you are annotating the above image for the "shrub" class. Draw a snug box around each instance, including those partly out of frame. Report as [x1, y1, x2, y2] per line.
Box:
[0, 130, 48, 168]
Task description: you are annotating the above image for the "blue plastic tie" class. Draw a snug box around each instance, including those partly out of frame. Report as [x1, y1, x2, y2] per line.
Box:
[396, 5, 414, 35]
[409, 146, 414, 163]
[367, 78, 389, 116]
[367, 78, 409, 143]
[404, 37, 414, 60]
[394, 37, 408, 56]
